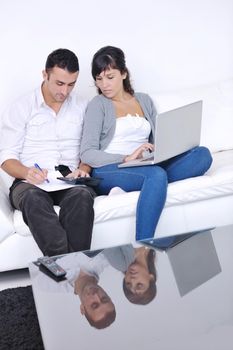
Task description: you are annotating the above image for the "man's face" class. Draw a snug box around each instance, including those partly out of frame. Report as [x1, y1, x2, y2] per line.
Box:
[42, 66, 78, 103]
[80, 284, 114, 323]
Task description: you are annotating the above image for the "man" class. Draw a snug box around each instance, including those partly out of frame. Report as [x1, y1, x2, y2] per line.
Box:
[35, 251, 116, 329]
[74, 269, 116, 329]
[59, 251, 116, 329]
[0, 48, 95, 256]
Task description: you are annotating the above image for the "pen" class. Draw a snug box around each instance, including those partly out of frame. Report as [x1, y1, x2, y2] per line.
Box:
[34, 163, 50, 183]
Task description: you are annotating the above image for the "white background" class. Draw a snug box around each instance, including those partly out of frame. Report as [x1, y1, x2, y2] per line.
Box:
[0, 0, 232, 110]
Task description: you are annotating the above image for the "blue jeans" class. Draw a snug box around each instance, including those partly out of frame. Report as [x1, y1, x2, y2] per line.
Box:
[92, 146, 213, 240]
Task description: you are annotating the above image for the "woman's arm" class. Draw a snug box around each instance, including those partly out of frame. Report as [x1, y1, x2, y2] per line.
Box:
[135, 93, 157, 144]
[80, 97, 126, 168]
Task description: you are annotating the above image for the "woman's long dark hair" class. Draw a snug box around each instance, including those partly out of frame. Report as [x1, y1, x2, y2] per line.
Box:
[123, 249, 157, 305]
[91, 46, 134, 95]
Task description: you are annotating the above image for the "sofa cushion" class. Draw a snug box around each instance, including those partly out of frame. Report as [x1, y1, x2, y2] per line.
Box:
[166, 150, 233, 205]
[151, 79, 233, 153]
[12, 150, 233, 238]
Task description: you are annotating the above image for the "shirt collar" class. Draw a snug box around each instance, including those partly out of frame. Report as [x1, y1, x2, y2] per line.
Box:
[35, 86, 45, 108]
[35, 85, 73, 109]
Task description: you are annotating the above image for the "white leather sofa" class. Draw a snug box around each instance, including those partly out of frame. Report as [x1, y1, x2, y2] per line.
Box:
[1, 78, 233, 272]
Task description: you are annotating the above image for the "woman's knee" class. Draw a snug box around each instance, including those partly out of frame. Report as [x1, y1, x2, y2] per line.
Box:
[194, 146, 213, 172]
[199, 146, 212, 164]
[150, 166, 167, 184]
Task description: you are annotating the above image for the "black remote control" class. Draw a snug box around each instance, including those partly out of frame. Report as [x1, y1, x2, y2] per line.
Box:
[37, 256, 67, 278]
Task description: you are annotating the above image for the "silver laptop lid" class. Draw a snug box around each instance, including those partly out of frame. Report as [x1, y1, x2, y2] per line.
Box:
[153, 100, 202, 163]
[118, 100, 202, 168]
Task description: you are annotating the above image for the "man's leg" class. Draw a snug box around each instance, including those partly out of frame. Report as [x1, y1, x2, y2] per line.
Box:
[10, 182, 69, 256]
[54, 186, 95, 252]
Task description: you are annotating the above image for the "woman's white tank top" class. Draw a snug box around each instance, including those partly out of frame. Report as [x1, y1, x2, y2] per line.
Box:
[104, 115, 151, 155]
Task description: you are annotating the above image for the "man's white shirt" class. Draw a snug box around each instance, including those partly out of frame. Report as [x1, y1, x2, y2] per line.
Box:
[0, 87, 88, 171]
[32, 252, 109, 293]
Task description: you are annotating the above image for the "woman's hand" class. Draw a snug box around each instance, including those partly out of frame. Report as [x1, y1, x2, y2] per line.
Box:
[66, 162, 91, 178]
[124, 143, 154, 163]
[67, 168, 90, 178]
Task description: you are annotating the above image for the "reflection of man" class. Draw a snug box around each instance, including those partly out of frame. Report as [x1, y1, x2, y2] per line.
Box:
[74, 270, 115, 329]
[35, 251, 116, 329]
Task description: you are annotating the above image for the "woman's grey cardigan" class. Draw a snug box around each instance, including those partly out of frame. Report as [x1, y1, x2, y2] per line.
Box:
[80, 92, 157, 168]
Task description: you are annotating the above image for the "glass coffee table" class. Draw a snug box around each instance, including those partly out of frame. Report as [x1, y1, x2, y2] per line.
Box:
[29, 224, 233, 350]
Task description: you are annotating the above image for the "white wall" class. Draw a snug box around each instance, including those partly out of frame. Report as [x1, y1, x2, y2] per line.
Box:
[0, 0, 232, 111]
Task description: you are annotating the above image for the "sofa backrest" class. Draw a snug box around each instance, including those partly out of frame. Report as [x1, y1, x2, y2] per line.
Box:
[0, 79, 232, 194]
[151, 78, 233, 153]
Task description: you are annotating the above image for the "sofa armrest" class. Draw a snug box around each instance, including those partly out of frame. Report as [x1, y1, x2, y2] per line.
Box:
[0, 188, 15, 243]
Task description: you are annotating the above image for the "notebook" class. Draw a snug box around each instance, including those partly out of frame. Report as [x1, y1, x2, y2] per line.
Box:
[118, 100, 202, 168]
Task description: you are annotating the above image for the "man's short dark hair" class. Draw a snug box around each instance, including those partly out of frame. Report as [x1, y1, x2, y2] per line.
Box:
[84, 307, 116, 329]
[45, 48, 79, 73]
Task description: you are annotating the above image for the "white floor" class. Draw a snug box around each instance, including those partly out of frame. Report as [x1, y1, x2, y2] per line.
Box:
[0, 268, 31, 291]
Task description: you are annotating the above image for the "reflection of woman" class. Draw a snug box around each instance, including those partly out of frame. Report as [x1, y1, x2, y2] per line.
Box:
[104, 245, 156, 305]
[81, 45, 213, 240]
[123, 247, 156, 305]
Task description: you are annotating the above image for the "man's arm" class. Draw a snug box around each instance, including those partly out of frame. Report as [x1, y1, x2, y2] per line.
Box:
[1, 159, 48, 184]
[1, 159, 29, 179]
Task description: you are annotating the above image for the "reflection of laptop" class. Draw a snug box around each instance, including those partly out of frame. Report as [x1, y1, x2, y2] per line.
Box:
[140, 229, 222, 296]
[166, 231, 222, 296]
[139, 229, 205, 251]
[118, 100, 202, 168]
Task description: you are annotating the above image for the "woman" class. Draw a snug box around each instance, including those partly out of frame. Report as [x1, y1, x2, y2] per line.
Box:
[103, 244, 157, 305]
[80, 46, 212, 241]
[123, 246, 156, 305]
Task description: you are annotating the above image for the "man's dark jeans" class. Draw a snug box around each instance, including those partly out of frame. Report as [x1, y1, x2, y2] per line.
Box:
[10, 180, 96, 256]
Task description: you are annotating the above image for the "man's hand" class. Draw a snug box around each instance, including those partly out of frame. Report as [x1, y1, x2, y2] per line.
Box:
[26, 166, 48, 184]
[1, 159, 48, 184]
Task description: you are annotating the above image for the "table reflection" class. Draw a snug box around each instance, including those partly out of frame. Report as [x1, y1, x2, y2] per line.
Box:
[32, 244, 157, 331]
[29, 225, 233, 350]
[141, 229, 222, 296]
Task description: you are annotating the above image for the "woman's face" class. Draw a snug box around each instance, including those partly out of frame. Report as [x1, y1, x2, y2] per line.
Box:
[95, 68, 126, 99]
[124, 262, 154, 295]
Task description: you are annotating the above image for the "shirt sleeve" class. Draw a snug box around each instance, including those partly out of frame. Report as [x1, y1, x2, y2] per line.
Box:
[0, 96, 31, 165]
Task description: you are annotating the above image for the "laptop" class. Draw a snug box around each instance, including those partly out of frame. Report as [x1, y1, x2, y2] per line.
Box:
[118, 100, 202, 168]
